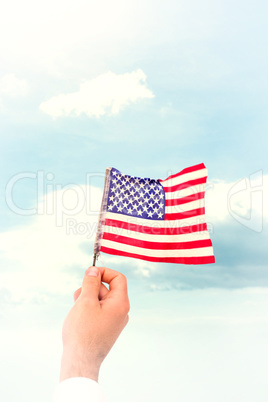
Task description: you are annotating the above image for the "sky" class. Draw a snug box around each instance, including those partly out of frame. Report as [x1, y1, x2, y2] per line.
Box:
[0, 0, 268, 401]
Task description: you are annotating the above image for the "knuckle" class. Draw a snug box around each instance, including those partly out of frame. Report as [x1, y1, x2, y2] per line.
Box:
[118, 299, 130, 316]
[118, 272, 127, 284]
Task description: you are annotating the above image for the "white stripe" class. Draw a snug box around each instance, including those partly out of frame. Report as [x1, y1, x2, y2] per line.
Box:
[105, 212, 207, 227]
[103, 225, 211, 242]
[101, 239, 214, 257]
[165, 199, 205, 214]
[164, 184, 207, 200]
[161, 168, 207, 188]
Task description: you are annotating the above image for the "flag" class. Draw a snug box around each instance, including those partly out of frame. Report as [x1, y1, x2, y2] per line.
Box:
[93, 163, 215, 265]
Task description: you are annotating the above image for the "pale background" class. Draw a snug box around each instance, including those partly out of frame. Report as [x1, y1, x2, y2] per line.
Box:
[0, 1, 268, 401]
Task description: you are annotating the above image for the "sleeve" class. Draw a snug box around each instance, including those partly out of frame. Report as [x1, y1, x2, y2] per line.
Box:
[53, 377, 108, 402]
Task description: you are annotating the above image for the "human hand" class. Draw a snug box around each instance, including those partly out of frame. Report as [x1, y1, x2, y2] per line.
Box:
[59, 266, 130, 383]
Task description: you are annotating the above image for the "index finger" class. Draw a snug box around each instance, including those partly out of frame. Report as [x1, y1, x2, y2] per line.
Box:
[97, 266, 128, 296]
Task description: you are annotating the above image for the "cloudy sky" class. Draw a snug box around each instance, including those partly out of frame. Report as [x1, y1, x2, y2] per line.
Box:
[1, 0, 268, 401]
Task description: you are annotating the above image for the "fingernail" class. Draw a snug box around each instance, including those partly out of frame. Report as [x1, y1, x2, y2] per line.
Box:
[86, 267, 99, 277]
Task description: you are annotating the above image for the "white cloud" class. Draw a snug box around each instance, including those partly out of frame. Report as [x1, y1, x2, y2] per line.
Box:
[206, 171, 267, 232]
[39, 69, 154, 118]
[0, 185, 103, 299]
[0, 73, 29, 98]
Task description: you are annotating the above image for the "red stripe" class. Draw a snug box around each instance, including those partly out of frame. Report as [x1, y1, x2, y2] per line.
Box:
[101, 246, 215, 265]
[104, 219, 207, 235]
[163, 176, 207, 192]
[159, 163, 206, 182]
[165, 192, 205, 206]
[165, 207, 205, 221]
[102, 233, 212, 250]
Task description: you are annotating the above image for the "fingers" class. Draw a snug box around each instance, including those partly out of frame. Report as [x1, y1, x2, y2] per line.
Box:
[81, 267, 101, 302]
[73, 287, 82, 302]
[98, 267, 128, 293]
[97, 267, 130, 309]
[99, 283, 109, 300]
[76, 266, 129, 311]
[73, 283, 109, 303]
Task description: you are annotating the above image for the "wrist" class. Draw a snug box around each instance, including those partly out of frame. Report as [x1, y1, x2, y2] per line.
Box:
[60, 350, 100, 383]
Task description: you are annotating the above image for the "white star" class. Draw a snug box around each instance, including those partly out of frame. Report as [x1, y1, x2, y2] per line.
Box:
[117, 205, 123, 212]
[109, 195, 115, 201]
[125, 184, 130, 190]
[132, 203, 138, 210]
[144, 196, 149, 202]
[157, 211, 163, 218]
[127, 207, 133, 214]
[159, 193, 164, 199]
[134, 177, 140, 184]
[153, 207, 158, 213]
[147, 210, 153, 218]
[116, 182, 122, 189]
[118, 195, 123, 202]
[134, 194, 139, 201]
[114, 199, 119, 206]
[139, 182, 145, 188]
[125, 176, 130, 182]
[144, 187, 150, 194]
[111, 186, 116, 193]
[108, 204, 114, 211]
[143, 205, 148, 212]
[138, 200, 144, 206]
[144, 178, 150, 185]
[159, 202, 164, 208]
[155, 188, 160, 194]
[137, 209, 143, 216]
[148, 201, 154, 208]
[112, 178, 117, 184]
[123, 201, 128, 208]
[129, 189, 135, 196]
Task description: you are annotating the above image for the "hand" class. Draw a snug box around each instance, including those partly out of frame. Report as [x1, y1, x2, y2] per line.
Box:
[59, 266, 130, 382]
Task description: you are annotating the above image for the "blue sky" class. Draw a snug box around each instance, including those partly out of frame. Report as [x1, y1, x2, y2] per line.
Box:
[0, 1, 268, 401]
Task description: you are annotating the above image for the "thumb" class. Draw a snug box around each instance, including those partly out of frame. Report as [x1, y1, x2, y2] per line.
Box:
[81, 266, 101, 302]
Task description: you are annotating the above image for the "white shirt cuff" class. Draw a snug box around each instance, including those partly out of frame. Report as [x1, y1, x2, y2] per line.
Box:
[53, 377, 108, 402]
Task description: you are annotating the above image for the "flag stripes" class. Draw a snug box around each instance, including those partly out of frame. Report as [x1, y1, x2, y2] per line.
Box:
[103, 226, 211, 242]
[101, 247, 215, 265]
[102, 233, 212, 250]
[165, 191, 205, 206]
[104, 219, 208, 235]
[97, 163, 215, 265]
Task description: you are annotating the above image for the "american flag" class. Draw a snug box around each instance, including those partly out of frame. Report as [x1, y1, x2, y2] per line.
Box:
[93, 163, 215, 265]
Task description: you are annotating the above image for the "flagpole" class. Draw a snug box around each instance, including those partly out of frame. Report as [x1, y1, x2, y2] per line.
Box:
[92, 167, 111, 268]
[92, 254, 97, 267]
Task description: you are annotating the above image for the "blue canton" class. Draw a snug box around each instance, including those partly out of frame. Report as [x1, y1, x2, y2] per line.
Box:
[106, 168, 165, 220]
